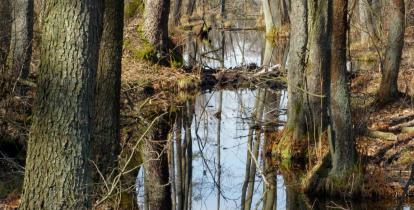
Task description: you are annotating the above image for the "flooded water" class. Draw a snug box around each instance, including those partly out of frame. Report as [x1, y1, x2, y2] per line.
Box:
[137, 28, 413, 210]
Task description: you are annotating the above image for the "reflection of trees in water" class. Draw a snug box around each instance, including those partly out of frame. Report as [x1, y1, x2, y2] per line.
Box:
[185, 29, 265, 68]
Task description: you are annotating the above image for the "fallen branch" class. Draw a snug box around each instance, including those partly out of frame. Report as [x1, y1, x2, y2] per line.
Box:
[401, 127, 414, 134]
[389, 119, 414, 132]
[368, 130, 397, 141]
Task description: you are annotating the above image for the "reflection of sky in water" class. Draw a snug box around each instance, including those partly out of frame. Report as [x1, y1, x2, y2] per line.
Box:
[192, 89, 285, 210]
[136, 88, 414, 210]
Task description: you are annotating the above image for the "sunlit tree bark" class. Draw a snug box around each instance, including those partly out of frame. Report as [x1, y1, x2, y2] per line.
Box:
[378, 0, 405, 103]
[329, 0, 357, 179]
[284, 0, 308, 159]
[144, 0, 170, 60]
[19, 0, 102, 209]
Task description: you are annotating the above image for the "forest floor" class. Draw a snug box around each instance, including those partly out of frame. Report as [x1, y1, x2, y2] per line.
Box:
[349, 27, 414, 198]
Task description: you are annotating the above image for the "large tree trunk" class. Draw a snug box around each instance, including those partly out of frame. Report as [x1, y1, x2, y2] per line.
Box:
[144, 0, 170, 60]
[0, 0, 11, 69]
[284, 0, 308, 159]
[329, 0, 357, 178]
[19, 0, 102, 209]
[378, 0, 405, 103]
[143, 116, 172, 210]
[304, 0, 330, 138]
[91, 0, 123, 199]
[6, 0, 33, 81]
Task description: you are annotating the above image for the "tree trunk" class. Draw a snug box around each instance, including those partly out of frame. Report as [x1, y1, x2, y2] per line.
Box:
[378, 0, 405, 103]
[329, 0, 357, 178]
[359, 0, 380, 43]
[6, 0, 33, 81]
[304, 0, 330, 138]
[91, 0, 123, 199]
[284, 0, 308, 159]
[143, 116, 172, 210]
[19, 0, 102, 209]
[0, 0, 11, 69]
[144, 0, 170, 59]
[172, 0, 183, 26]
[262, 0, 289, 34]
[186, 0, 196, 16]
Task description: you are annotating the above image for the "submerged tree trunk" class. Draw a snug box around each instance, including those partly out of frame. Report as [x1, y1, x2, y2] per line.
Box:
[244, 90, 266, 210]
[91, 0, 123, 199]
[378, 0, 405, 103]
[0, 0, 11, 69]
[216, 91, 223, 210]
[19, 0, 102, 209]
[143, 116, 172, 210]
[175, 111, 184, 210]
[6, 0, 33, 81]
[329, 0, 357, 179]
[144, 0, 170, 60]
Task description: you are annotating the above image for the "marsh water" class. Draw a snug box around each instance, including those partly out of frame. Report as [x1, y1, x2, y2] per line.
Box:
[137, 28, 413, 210]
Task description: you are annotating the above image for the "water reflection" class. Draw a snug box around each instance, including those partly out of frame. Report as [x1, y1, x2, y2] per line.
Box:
[135, 28, 413, 210]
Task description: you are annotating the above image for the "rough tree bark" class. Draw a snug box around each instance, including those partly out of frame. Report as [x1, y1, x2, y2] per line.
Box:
[283, 0, 308, 159]
[91, 0, 123, 199]
[304, 0, 330, 139]
[143, 115, 172, 210]
[378, 0, 405, 103]
[6, 0, 33, 80]
[329, 0, 357, 180]
[144, 0, 170, 59]
[19, 0, 102, 209]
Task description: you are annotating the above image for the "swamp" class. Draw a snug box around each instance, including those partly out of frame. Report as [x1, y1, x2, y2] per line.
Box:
[1, 0, 414, 209]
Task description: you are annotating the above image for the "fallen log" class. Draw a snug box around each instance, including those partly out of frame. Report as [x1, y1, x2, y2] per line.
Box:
[401, 127, 414, 134]
[368, 130, 397, 141]
[389, 119, 414, 132]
